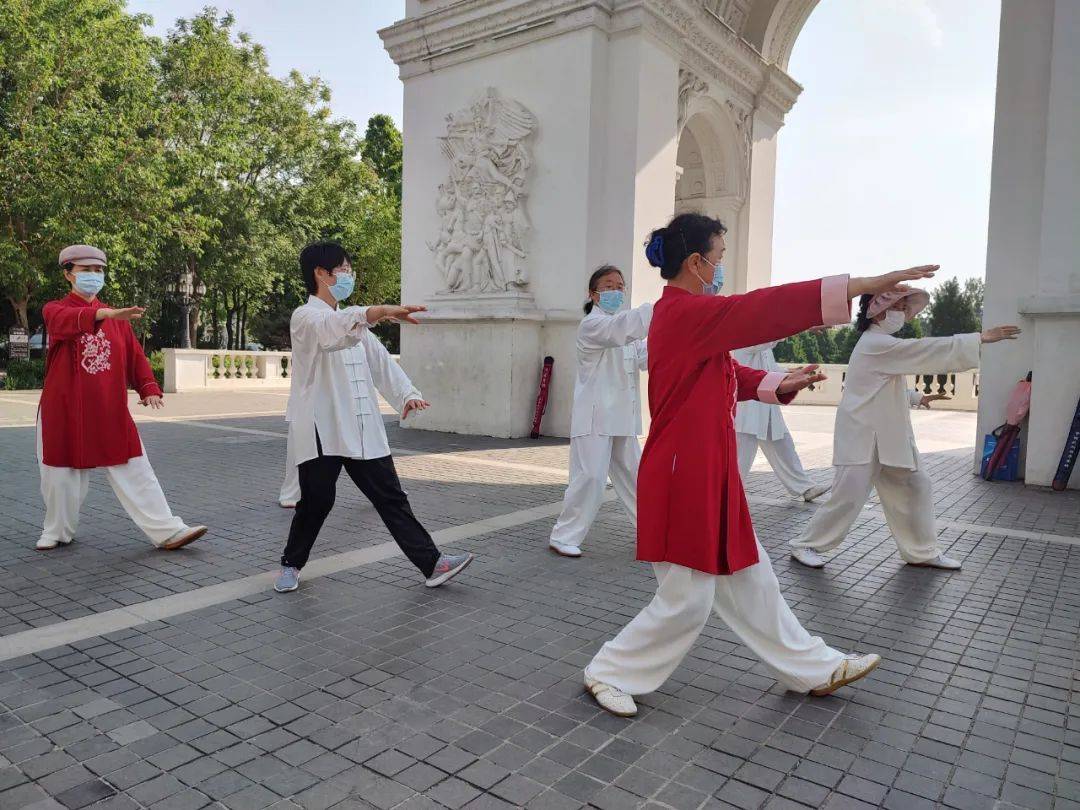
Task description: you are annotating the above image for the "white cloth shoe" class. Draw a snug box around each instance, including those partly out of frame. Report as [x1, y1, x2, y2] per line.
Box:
[907, 554, 962, 570]
[279, 500, 298, 509]
[584, 673, 637, 717]
[36, 536, 73, 551]
[811, 653, 882, 696]
[160, 525, 207, 551]
[549, 541, 582, 558]
[790, 547, 826, 568]
[802, 484, 831, 502]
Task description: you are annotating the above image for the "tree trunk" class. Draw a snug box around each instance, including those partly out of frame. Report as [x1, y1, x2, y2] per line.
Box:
[8, 297, 29, 330]
[225, 303, 234, 349]
[239, 301, 247, 349]
[211, 289, 220, 347]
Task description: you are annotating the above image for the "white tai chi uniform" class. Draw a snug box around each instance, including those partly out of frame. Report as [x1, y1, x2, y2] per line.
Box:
[586, 538, 845, 694]
[791, 327, 981, 562]
[548, 303, 651, 550]
[37, 423, 188, 548]
[279, 434, 300, 505]
[733, 341, 816, 496]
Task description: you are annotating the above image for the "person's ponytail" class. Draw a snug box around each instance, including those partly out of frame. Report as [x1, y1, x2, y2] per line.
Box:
[855, 294, 874, 332]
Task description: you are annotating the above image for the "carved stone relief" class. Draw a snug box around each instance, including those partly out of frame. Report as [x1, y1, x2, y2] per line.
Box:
[429, 88, 536, 295]
[677, 68, 710, 134]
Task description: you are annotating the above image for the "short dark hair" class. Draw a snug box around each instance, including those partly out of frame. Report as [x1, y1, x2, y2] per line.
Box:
[644, 212, 727, 280]
[300, 241, 351, 295]
[583, 264, 623, 314]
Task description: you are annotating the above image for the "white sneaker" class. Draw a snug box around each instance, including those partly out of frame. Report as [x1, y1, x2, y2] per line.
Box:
[549, 541, 582, 558]
[790, 547, 826, 568]
[584, 673, 637, 717]
[802, 484, 831, 502]
[907, 554, 962, 570]
[811, 653, 882, 696]
[36, 536, 73, 551]
[279, 500, 298, 509]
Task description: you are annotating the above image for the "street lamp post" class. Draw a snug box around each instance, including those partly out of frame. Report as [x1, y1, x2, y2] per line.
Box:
[174, 270, 206, 349]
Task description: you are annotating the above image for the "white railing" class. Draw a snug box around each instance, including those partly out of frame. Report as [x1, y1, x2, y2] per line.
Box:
[782, 363, 979, 411]
[163, 349, 292, 392]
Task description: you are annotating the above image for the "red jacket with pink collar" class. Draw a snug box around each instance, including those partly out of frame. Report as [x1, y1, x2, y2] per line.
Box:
[637, 276, 850, 575]
[39, 293, 161, 468]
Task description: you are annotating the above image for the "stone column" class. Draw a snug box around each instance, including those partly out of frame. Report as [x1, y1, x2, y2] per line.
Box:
[978, 0, 1080, 488]
[382, 5, 679, 438]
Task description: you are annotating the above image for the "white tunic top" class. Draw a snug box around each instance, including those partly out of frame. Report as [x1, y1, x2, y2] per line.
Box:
[732, 341, 788, 441]
[569, 303, 652, 438]
[833, 325, 981, 470]
[285, 296, 421, 465]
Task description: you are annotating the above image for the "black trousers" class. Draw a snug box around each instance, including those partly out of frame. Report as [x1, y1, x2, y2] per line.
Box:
[281, 449, 441, 577]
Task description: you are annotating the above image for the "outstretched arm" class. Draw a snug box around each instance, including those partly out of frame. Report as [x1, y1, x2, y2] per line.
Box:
[686, 266, 938, 360]
[579, 303, 652, 350]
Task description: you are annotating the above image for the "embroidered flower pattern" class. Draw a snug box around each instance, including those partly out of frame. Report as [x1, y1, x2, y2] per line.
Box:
[79, 329, 112, 374]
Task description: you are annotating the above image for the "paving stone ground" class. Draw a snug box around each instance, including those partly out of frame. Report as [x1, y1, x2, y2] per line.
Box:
[0, 401, 1078, 810]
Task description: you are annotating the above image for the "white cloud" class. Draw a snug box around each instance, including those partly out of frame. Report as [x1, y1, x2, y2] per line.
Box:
[883, 0, 945, 48]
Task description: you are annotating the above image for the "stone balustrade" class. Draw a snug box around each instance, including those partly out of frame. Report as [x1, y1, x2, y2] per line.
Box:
[162, 349, 292, 393]
[162, 348, 979, 412]
[781, 363, 980, 411]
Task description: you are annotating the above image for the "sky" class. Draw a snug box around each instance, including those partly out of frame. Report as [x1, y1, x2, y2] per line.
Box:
[772, 0, 1001, 287]
[127, 0, 1001, 291]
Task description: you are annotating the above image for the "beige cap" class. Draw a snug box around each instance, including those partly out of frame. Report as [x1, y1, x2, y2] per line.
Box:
[59, 244, 107, 267]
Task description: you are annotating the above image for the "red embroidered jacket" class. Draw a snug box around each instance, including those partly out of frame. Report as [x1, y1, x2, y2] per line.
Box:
[39, 293, 161, 468]
[637, 276, 851, 575]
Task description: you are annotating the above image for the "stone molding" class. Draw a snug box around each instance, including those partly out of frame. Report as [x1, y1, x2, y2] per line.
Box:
[381, 1, 801, 122]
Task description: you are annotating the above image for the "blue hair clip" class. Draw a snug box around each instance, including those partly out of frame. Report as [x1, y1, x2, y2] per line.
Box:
[645, 233, 665, 268]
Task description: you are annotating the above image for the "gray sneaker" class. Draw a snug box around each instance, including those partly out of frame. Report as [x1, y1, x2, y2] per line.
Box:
[425, 552, 474, 588]
[274, 566, 301, 592]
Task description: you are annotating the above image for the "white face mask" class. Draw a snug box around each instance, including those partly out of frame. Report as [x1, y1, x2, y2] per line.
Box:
[879, 310, 906, 335]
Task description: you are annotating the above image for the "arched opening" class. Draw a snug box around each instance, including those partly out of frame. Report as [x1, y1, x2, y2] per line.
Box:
[675, 104, 749, 290]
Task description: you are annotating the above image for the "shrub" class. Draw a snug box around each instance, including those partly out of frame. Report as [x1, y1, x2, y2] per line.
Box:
[148, 351, 165, 388]
[3, 358, 46, 390]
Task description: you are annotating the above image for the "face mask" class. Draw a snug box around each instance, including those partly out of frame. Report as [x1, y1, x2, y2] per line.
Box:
[596, 290, 624, 314]
[879, 310, 906, 334]
[327, 271, 355, 302]
[694, 257, 725, 295]
[73, 273, 105, 296]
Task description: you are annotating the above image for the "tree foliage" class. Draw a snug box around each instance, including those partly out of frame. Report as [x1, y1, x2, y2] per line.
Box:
[0, 3, 403, 351]
[927, 277, 982, 337]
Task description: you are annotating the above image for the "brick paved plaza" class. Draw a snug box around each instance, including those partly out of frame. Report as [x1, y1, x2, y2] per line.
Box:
[0, 392, 1077, 810]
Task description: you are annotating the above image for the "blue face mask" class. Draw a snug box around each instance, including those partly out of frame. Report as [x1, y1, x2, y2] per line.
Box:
[698, 258, 725, 296]
[596, 290, 624, 314]
[327, 270, 355, 302]
[73, 272, 105, 296]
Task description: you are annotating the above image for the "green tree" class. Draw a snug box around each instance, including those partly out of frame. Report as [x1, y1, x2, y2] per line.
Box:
[361, 114, 402, 201]
[963, 278, 985, 323]
[0, 0, 163, 330]
[927, 278, 981, 336]
[832, 326, 861, 364]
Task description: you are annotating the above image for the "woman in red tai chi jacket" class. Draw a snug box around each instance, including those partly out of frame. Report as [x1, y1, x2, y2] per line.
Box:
[35, 244, 207, 552]
[584, 214, 938, 717]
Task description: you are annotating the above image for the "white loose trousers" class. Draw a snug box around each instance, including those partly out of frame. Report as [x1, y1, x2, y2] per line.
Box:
[791, 447, 939, 563]
[586, 540, 845, 694]
[549, 434, 641, 548]
[736, 432, 815, 497]
[38, 426, 187, 548]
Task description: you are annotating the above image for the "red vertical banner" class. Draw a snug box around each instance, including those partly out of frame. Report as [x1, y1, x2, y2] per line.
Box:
[530, 356, 555, 439]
